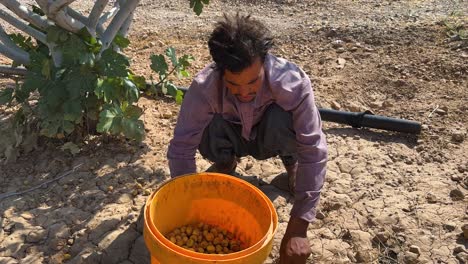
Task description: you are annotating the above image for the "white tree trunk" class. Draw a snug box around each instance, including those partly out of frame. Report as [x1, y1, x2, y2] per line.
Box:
[0, 0, 139, 67]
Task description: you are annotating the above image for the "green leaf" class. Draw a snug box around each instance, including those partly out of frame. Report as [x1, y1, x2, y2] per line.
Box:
[63, 100, 82, 122]
[31, 5, 45, 16]
[61, 142, 80, 155]
[193, 0, 204, 16]
[41, 59, 51, 79]
[0, 88, 14, 105]
[166, 82, 178, 98]
[165, 47, 177, 67]
[128, 74, 146, 90]
[122, 119, 145, 142]
[114, 34, 130, 49]
[97, 106, 118, 132]
[123, 78, 139, 103]
[124, 105, 143, 119]
[175, 90, 184, 105]
[178, 54, 195, 69]
[179, 69, 190, 78]
[97, 49, 130, 77]
[62, 120, 75, 134]
[150, 54, 168, 75]
[46, 26, 61, 43]
[95, 78, 117, 103]
[59, 31, 69, 42]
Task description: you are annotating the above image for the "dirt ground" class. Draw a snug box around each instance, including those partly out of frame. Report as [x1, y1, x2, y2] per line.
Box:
[1, 0, 467, 263]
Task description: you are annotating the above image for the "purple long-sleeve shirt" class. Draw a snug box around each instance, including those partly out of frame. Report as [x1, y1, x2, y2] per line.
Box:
[167, 54, 327, 222]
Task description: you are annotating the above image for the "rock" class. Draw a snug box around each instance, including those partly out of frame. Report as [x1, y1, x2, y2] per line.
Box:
[462, 224, 468, 239]
[435, 108, 446, 115]
[454, 245, 467, 254]
[336, 58, 346, 69]
[129, 236, 150, 264]
[382, 101, 393, 107]
[449, 189, 464, 201]
[332, 40, 344, 48]
[456, 252, 468, 263]
[98, 228, 140, 264]
[48, 222, 70, 239]
[323, 193, 352, 210]
[0, 257, 18, 264]
[372, 231, 391, 244]
[442, 222, 456, 232]
[403, 251, 419, 263]
[316, 210, 326, 220]
[409, 245, 421, 255]
[161, 111, 172, 119]
[117, 193, 133, 204]
[331, 101, 341, 110]
[451, 130, 465, 143]
[26, 228, 47, 243]
[347, 102, 363, 112]
[337, 160, 353, 173]
[369, 101, 383, 108]
[425, 192, 438, 203]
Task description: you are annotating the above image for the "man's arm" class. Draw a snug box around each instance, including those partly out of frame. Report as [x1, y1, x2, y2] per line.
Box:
[167, 79, 214, 177]
[272, 63, 328, 222]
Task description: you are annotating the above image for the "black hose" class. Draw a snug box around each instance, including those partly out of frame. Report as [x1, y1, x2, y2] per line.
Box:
[151, 84, 423, 134]
[318, 109, 421, 134]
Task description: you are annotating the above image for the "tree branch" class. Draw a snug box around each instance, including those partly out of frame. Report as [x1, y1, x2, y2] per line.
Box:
[51, 9, 85, 33]
[65, 6, 88, 25]
[0, 42, 29, 65]
[0, 64, 27, 76]
[0, 24, 25, 54]
[88, 0, 108, 34]
[100, 0, 139, 52]
[49, 0, 76, 18]
[0, 0, 49, 30]
[118, 12, 133, 38]
[0, 9, 47, 44]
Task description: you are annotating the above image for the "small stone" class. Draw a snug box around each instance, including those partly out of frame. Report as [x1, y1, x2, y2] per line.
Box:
[143, 189, 151, 196]
[409, 245, 421, 255]
[316, 210, 326, 220]
[107, 186, 114, 193]
[20, 212, 34, 220]
[462, 224, 468, 239]
[63, 254, 71, 261]
[67, 238, 74, 245]
[451, 174, 462, 182]
[435, 108, 446, 115]
[331, 101, 341, 110]
[456, 252, 468, 263]
[442, 222, 456, 232]
[26, 229, 47, 243]
[453, 245, 466, 254]
[426, 193, 437, 203]
[449, 189, 464, 201]
[162, 111, 172, 119]
[451, 131, 465, 143]
[404, 251, 419, 263]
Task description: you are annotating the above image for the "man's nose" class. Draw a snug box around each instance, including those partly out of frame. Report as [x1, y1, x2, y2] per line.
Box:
[239, 87, 250, 96]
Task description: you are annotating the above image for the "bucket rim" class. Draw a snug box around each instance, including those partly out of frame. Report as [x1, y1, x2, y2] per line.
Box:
[144, 172, 279, 261]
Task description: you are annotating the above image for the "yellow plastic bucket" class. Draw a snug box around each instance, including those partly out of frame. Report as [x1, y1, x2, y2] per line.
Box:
[143, 172, 278, 264]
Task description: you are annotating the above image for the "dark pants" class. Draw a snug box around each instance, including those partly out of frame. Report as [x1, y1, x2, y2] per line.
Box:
[198, 104, 297, 166]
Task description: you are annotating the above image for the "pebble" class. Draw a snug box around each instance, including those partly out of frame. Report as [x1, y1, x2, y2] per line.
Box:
[409, 245, 421, 255]
[449, 189, 464, 201]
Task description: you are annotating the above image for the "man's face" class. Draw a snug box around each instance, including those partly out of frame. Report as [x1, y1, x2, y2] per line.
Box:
[223, 58, 264, 103]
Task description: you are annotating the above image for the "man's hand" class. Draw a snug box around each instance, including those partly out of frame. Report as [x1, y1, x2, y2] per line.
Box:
[279, 217, 312, 264]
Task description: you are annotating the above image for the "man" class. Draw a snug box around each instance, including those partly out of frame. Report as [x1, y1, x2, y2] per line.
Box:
[167, 13, 327, 264]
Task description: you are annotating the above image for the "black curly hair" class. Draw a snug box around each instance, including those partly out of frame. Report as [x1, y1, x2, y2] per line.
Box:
[208, 13, 274, 73]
